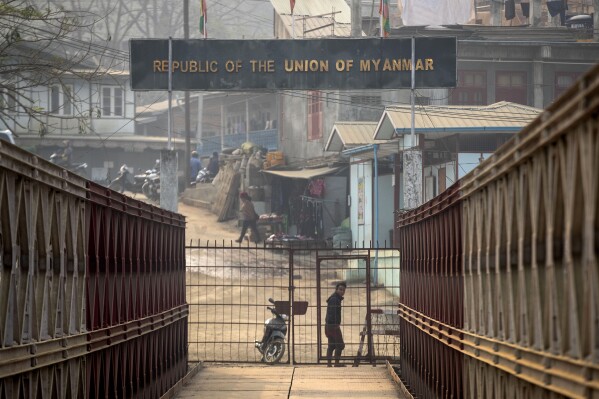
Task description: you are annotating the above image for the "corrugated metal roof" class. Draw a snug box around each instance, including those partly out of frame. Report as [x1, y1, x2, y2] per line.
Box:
[270, 0, 351, 23]
[325, 122, 379, 152]
[262, 166, 340, 179]
[278, 15, 352, 37]
[375, 101, 542, 140]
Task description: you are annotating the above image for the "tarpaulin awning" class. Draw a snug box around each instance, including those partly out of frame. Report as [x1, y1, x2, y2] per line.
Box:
[261, 166, 340, 179]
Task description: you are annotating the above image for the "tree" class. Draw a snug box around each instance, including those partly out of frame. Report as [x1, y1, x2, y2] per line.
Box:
[0, 0, 114, 135]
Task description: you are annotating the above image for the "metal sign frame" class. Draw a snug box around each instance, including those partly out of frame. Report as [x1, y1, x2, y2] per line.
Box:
[130, 37, 457, 91]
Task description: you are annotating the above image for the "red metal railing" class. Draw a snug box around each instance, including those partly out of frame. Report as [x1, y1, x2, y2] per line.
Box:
[0, 142, 188, 398]
[395, 63, 599, 398]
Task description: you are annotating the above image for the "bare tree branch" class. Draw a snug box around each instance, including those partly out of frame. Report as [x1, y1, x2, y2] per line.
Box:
[0, 0, 112, 134]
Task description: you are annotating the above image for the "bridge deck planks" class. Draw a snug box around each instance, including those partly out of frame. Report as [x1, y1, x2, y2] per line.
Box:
[175, 365, 407, 398]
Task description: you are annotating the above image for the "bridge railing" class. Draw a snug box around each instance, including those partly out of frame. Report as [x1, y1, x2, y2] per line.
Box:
[396, 63, 599, 398]
[0, 142, 187, 398]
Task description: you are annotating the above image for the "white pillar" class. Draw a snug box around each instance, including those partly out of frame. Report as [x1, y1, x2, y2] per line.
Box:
[402, 136, 423, 209]
[533, 60, 544, 108]
[160, 149, 179, 212]
[245, 99, 250, 143]
[220, 103, 225, 151]
[196, 94, 204, 146]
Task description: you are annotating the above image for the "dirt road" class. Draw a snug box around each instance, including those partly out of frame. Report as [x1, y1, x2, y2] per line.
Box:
[179, 201, 240, 243]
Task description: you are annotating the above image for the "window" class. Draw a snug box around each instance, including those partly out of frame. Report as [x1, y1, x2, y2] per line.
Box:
[308, 91, 323, 141]
[495, 71, 527, 105]
[554, 72, 581, 99]
[450, 71, 487, 105]
[101, 86, 124, 117]
[50, 85, 73, 115]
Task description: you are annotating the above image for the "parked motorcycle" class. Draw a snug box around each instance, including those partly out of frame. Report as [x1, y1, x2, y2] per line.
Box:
[109, 164, 135, 193]
[142, 171, 160, 202]
[255, 298, 288, 364]
[194, 167, 214, 184]
[49, 152, 88, 176]
[133, 168, 154, 191]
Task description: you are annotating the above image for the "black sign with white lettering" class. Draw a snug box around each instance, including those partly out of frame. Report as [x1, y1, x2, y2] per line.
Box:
[129, 37, 456, 91]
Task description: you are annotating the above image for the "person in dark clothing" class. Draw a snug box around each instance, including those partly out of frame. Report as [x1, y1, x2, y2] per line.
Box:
[325, 281, 347, 367]
[208, 151, 219, 177]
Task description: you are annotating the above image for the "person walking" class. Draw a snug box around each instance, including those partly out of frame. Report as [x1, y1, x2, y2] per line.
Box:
[61, 140, 73, 167]
[207, 151, 220, 177]
[190, 151, 201, 183]
[235, 192, 262, 244]
[325, 281, 347, 367]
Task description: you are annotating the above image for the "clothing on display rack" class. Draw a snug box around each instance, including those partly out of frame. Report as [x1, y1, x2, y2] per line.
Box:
[299, 196, 324, 239]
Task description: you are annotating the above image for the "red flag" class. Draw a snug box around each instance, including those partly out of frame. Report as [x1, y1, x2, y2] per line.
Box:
[290, 0, 295, 14]
[379, 0, 390, 38]
[199, 0, 207, 38]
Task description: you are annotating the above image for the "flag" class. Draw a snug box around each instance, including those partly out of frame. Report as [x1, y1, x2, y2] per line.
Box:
[199, 0, 207, 37]
[290, 0, 295, 14]
[379, 0, 390, 37]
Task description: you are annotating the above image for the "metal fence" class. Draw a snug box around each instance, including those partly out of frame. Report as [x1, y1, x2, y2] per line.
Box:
[186, 241, 401, 365]
[396, 63, 599, 398]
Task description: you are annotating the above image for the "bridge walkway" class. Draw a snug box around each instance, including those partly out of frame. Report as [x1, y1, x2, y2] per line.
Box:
[174, 365, 407, 399]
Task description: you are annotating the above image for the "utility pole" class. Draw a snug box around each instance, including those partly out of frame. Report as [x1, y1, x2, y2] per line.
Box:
[351, 0, 362, 37]
[184, 0, 192, 186]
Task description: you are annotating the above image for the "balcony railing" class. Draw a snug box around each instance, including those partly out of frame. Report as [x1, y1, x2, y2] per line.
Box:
[197, 129, 278, 156]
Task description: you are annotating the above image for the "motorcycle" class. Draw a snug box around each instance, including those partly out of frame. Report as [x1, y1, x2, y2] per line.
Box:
[49, 152, 88, 176]
[108, 164, 135, 193]
[194, 167, 214, 185]
[142, 171, 160, 202]
[133, 168, 154, 192]
[255, 298, 288, 364]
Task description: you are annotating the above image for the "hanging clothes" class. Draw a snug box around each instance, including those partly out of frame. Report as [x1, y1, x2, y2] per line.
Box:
[308, 178, 325, 198]
[505, 0, 516, 20]
[520, 2, 530, 18]
[402, 0, 473, 26]
[546, 0, 566, 17]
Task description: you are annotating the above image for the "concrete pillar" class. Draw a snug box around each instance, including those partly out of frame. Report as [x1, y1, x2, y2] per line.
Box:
[351, 0, 362, 37]
[160, 149, 179, 213]
[196, 94, 204, 146]
[402, 134, 422, 209]
[531, 0, 542, 27]
[220, 103, 225, 151]
[533, 60, 544, 108]
[403, 149, 423, 209]
[245, 99, 250, 142]
[490, 0, 502, 26]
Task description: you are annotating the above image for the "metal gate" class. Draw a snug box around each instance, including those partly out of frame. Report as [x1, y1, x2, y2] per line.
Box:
[186, 242, 400, 365]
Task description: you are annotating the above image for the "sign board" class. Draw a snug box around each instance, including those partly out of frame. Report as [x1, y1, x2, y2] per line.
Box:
[130, 38, 456, 91]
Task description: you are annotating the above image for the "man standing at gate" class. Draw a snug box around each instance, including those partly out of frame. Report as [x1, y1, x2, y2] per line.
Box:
[325, 281, 347, 367]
